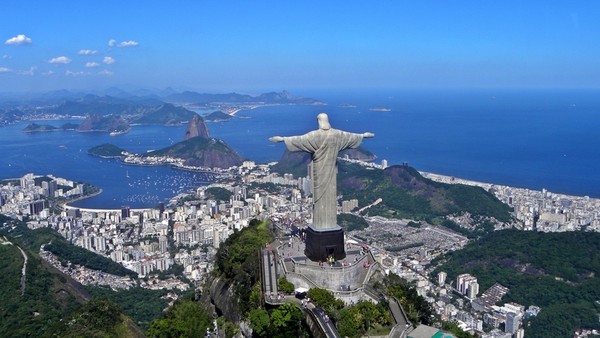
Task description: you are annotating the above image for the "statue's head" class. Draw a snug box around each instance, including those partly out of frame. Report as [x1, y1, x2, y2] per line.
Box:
[317, 113, 331, 130]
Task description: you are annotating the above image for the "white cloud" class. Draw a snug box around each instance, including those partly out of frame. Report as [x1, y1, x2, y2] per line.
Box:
[85, 62, 100, 68]
[118, 40, 139, 47]
[5, 34, 32, 45]
[2, 55, 11, 59]
[98, 70, 113, 76]
[18, 66, 36, 76]
[65, 70, 86, 77]
[108, 39, 139, 48]
[42, 70, 55, 76]
[103, 56, 116, 65]
[78, 49, 97, 55]
[0, 67, 11, 73]
[49, 56, 72, 64]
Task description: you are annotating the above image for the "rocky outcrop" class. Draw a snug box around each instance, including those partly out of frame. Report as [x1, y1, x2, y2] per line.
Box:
[77, 114, 129, 133]
[146, 137, 242, 169]
[200, 276, 242, 322]
[145, 115, 242, 168]
[184, 114, 209, 140]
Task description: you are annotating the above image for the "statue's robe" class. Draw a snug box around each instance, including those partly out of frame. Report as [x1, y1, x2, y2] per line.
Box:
[283, 128, 363, 230]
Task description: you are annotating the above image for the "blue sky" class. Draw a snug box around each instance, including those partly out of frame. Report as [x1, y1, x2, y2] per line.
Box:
[1, 1, 599, 93]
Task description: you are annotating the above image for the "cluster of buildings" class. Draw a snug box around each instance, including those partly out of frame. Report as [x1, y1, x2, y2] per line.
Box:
[402, 268, 533, 337]
[0, 162, 316, 292]
[3, 157, 599, 336]
[423, 172, 600, 233]
[1, 173, 85, 217]
[362, 221, 532, 337]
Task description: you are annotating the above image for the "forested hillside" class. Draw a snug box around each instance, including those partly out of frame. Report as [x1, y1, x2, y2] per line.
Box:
[433, 230, 600, 337]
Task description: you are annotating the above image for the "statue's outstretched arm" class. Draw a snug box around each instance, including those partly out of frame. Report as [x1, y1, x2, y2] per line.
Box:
[269, 136, 285, 142]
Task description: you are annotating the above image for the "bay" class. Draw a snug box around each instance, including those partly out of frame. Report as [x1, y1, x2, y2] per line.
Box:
[1, 89, 600, 209]
[0, 121, 209, 209]
[210, 89, 600, 198]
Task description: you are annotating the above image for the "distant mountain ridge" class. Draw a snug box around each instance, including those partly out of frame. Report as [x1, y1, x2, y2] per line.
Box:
[6, 89, 323, 132]
[164, 90, 323, 105]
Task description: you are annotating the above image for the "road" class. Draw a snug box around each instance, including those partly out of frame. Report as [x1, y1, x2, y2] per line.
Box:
[17, 245, 27, 296]
[1, 236, 28, 297]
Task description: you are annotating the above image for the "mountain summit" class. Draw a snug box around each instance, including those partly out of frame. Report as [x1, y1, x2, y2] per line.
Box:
[145, 114, 242, 168]
[184, 114, 210, 140]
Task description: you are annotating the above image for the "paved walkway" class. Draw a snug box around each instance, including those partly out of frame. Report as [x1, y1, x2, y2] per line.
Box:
[261, 247, 279, 299]
[277, 234, 373, 270]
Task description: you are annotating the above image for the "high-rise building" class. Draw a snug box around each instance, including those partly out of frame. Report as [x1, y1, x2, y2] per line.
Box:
[121, 205, 131, 219]
[158, 236, 168, 253]
[20, 173, 35, 189]
[341, 199, 359, 213]
[468, 282, 479, 299]
[505, 312, 521, 334]
[456, 273, 478, 296]
[41, 180, 57, 197]
[94, 236, 107, 252]
[438, 271, 447, 286]
[381, 159, 388, 169]
[29, 200, 46, 215]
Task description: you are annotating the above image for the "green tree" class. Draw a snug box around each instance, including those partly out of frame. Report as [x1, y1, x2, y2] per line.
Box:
[248, 282, 264, 310]
[214, 219, 273, 314]
[248, 308, 270, 336]
[278, 277, 295, 293]
[306, 287, 344, 321]
[442, 321, 476, 338]
[307, 288, 344, 311]
[146, 300, 212, 338]
[205, 186, 233, 202]
[337, 300, 393, 338]
[376, 273, 433, 325]
[268, 302, 303, 338]
[338, 213, 369, 231]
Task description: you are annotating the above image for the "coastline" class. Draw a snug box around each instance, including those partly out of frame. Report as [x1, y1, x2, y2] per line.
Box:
[420, 171, 600, 203]
[62, 188, 103, 208]
[63, 188, 155, 212]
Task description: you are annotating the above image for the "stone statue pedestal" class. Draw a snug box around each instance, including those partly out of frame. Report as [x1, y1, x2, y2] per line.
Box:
[304, 225, 346, 262]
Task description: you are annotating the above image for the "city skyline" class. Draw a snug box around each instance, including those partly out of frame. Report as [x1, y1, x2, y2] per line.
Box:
[2, 1, 600, 93]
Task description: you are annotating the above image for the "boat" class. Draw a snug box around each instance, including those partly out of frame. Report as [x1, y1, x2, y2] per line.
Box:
[369, 107, 391, 112]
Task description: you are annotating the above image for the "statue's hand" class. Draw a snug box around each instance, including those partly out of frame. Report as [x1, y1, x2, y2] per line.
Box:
[363, 132, 375, 138]
[269, 136, 284, 142]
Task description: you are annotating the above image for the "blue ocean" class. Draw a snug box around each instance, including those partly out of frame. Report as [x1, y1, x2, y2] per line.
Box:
[2, 89, 600, 208]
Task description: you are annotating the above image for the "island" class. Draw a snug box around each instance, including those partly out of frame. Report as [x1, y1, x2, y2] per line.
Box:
[203, 110, 234, 122]
[88, 143, 129, 158]
[91, 115, 242, 170]
[23, 122, 79, 132]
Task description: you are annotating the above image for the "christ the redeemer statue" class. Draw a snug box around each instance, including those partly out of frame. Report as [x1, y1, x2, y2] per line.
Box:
[270, 113, 374, 261]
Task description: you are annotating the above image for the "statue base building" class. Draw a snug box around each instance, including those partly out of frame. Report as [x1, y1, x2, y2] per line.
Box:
[304, 225, 346, 262]
[263, 225, 382, 306]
